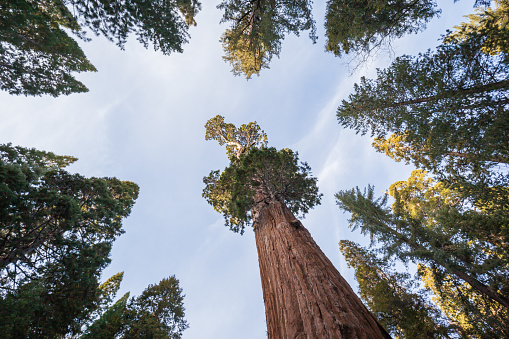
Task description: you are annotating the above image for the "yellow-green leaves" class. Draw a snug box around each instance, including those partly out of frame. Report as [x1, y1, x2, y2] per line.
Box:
[204, 117, 321, 234]
[217, 0, 316, 78]
[445, 0, 509, 55]
[205, 115, 268, 160]
[221, 30, 271, 79]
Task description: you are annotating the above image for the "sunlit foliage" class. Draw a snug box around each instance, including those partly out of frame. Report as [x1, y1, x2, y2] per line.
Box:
[203, 116, 322, 234]
[218, 0, 316, 79]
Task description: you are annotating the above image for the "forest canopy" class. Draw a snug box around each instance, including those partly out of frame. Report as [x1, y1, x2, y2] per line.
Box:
[336, 2, 509, 336]
[0, 144, 188, 338]
[0, 0, 201, 96]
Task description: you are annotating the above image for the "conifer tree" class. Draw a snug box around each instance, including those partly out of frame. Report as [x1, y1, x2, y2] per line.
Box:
[0, 144, 189, 338]
[336, 30, 509, 187]
[0, 143, 138, 337]
[0, 0, 201, 96]
[336, 170, 509, 335]
[217, 0, 316, 79]
[419, 263, 508, 338]
[83, 275, 188, 339]
[325, 0, 439, 58]
[339, 240, 454, 338]
[203, 115, 391, 338]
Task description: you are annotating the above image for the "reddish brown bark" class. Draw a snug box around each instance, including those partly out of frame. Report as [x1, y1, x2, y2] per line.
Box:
[253, 200, 391, 338]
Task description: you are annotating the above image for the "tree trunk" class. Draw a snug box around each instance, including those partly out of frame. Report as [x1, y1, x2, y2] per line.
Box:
[253, 200, 391, 338]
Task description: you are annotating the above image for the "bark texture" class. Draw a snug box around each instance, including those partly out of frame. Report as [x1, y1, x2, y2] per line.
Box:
[253, 200, 391, 339]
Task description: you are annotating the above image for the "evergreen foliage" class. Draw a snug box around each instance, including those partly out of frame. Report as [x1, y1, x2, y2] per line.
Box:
[419, 264, 508, 338]
[0, 0, 201, 96]
[445, 0, 509, 56]
[337, 29, 509, 187]
[0, 143, 138, 337]
[218, 0, 316, 79]
[339, 240, 452, 338]
[0, 143, 139, 288]
[83, 275, 188, 339]
[325, 0, 439, 58]
[336, 170, 509, 336]
[336, 12, 509, 331]
[203, 116, 322, 234]
[0, 143, 189, 338]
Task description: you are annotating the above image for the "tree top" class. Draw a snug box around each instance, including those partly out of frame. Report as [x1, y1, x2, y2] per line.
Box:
[205, 115, 268, 160]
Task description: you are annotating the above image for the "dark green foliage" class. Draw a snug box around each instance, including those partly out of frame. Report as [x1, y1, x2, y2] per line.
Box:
[124, 276, 188, 338]
[0, 143, 139, 338]
[0, 143, 139, 287]
[0, 0, 201, 96]
[0, 242, 111, 338]
[336, 170, 509, 335]
[218, 0, 316, 78]
[325, 0, 439, 58]
[204, 147, 322, 234]
[203, 116, 322, 234]
[83, 275, 188, 339]
[0, 144, 189, 338]
[0, 0, 96, 96]
[339, 240, 452, 338]
[336, 9, 509, 335]
[337, 34, 509, 187]
[83, 292, 130, 338]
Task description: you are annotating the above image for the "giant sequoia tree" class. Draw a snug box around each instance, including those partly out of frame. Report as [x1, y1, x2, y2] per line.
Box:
[203, 115, 390, 338]
[0, 0, 201, 96]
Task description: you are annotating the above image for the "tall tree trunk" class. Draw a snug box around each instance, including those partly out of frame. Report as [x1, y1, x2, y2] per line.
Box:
[253, 200, 391, 338]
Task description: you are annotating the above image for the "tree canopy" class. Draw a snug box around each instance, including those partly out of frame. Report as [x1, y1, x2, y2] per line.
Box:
[218, 0, 316, 79]
[325, 0, 439, 58]
[0, 143, 189, 338]
[336, 170, 509, 336]
[0, 0, 201, 96]
[337, 29, 509, 187]
[445, 0, 509, 56]
[203, 115, 322, 234]
[83, 275, 188, 339]
[339, 240, 452, 338]
[0, 143, 137, 337]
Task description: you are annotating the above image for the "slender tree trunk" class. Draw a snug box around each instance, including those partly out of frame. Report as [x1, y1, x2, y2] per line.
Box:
[252, 200, 391, 338]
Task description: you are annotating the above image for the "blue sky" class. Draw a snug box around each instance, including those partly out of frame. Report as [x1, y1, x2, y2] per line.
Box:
[0, 1, 476, 337]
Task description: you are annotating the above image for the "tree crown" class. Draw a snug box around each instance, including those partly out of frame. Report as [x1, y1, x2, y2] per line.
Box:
[203, 116, 322, 234]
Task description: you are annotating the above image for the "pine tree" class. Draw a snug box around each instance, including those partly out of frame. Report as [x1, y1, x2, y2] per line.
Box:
[336, 170, 509, 335]
[336, 30, 509, 187]
[339, 240, 454, 338]
[0, 143, 139, 337]
[0, 0, 201, 96]
[217, 0, 316, 79]
[324, 0, 439, 59]
[203, 115, 391, 338]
